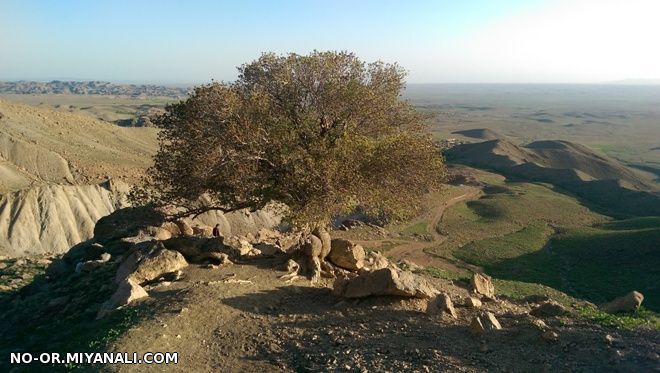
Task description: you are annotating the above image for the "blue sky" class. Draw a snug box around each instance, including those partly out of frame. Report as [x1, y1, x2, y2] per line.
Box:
[1, 0, 659, 84]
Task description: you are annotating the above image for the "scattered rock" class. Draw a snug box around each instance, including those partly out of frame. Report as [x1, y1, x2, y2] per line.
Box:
[541, 330, 559, 342]
[333, 268, 437, 299]
[253, 243, 282, 256]
[205, 252, 232, 265]
[400, 259, 422, 271]
[225, 236, 258, 256]
[530, 301, 569, 318]
[175, 220, 194, 236]
[470, 312, 502, 335]
[465, 297, 482, 308]
[98, 278, 148, 318]
[116, 242, 188, 284]
[192, 224, 213, 237]
[367, 251, 389, 271]
[224, 278, 253, 285]
[75, 252, 111, 272]
[153, 228, 173, 241]
[284, 259, 300, 273]
[530, 318, 549, 331]
[328, 239, 365, 271]
[470, 272, 495, 298]
[600, 291, 644, 314]
[0, 262, 7, 270]
[426, 293, 457, 318]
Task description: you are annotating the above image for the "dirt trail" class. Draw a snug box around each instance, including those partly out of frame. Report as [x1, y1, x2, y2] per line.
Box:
[355, 188, 483, 272]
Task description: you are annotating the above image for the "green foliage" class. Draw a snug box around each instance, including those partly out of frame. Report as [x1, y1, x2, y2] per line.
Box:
[454, 224, 561, 287]
[433, 180, 606, 256]
[552, 218, 660, 311]
[142, 51, 446, 226]
[576, 305, 660, 330]
[401, 221, 429, 236]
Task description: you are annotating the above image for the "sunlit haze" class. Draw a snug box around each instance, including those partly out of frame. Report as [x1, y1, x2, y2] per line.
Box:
[1, 0, 659, 84]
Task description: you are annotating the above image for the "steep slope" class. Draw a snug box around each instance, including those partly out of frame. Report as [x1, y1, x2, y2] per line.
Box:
[0, 99, 159, 191]
[446, 138, 660, 216]
[0, 99, 159, 257]
[0, 182, 129, 257]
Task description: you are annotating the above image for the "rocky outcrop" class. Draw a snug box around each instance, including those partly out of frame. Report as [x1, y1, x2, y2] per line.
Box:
[0, 182, 129, 257]
[333, 268, 438, 299]
[600, 291, 644, 314]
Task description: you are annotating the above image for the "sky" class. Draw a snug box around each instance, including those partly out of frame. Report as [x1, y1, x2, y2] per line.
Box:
[1, 0, 659, 85]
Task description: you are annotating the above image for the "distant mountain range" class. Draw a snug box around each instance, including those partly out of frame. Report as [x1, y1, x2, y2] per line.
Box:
[0, 80, 189, 97]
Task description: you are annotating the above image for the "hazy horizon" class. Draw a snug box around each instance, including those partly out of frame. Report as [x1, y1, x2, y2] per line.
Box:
[2, 0, 660, 85]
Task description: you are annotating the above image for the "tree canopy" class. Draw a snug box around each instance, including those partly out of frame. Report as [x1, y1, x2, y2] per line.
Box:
[141, 51, 446, 225]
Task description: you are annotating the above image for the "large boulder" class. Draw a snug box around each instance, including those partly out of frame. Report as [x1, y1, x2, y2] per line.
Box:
[115, 241, 188, 284]
[328, 239, 366, 271]
[600, 291, 644, 314]
[333, 268, 438, 299]
[470, 272, 495, 298]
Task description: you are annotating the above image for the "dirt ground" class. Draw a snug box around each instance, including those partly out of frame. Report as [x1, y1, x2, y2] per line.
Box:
[105, 257, 660, 372]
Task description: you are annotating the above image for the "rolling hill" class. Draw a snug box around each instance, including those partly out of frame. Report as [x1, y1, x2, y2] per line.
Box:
[446, 132, 660, 217]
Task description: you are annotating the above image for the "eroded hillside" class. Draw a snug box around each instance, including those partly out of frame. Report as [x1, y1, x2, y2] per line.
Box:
[0, 100, 159, 257]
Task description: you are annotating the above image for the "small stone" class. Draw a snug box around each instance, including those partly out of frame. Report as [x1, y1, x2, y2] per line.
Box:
[600, 291, 644, 314]
[465, 297, 482, 308]
[426, 293, 457, 319]
[470, 312, 501, 335]
[531, 318, 548, 331]
[541, 330, 559, 342]
[530, 301, 569, 318]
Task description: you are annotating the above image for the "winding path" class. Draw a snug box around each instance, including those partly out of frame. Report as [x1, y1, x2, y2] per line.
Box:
[354, 187, 483, 272]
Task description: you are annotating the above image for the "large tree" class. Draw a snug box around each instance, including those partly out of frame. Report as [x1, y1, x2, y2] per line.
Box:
[141, 51, 446, 226]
